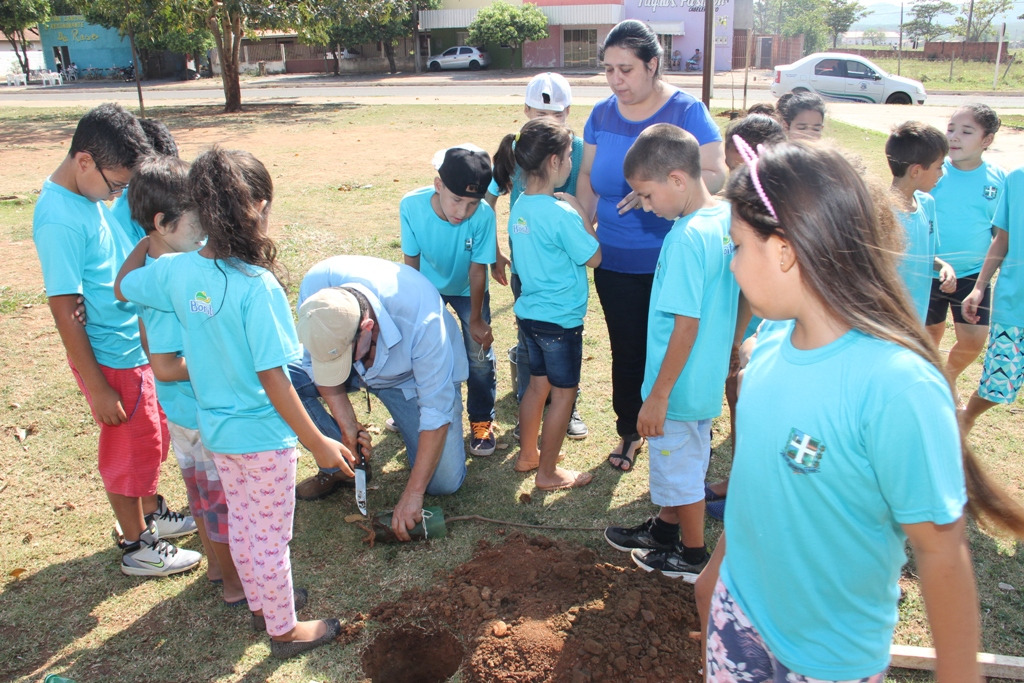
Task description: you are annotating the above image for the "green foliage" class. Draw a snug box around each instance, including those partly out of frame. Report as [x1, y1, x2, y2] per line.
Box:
[824, 0, 870, 48]
[752, 0, 829, 53]
[75, 0, 213, 66]
[953, 0, 1013, 41]
[467, 1, 548, 51]
[0, 0, 50, 75]
[903, 0, 956, 42]
[310, 0, 438, 73]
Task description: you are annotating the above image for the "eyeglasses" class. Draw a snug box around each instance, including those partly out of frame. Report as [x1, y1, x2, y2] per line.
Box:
[96, 164, 129, 196]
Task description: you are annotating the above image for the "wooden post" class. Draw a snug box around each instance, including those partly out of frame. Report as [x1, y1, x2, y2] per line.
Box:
[701, 0, 714, 107]
[890, 644, 1024, 680]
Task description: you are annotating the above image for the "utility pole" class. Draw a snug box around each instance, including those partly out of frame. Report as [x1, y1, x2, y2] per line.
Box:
[897, 2, 903, 75]
[702, 0, 714, 107]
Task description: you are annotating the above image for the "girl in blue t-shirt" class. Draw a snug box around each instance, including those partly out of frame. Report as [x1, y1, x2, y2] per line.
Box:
[695, 141, 1024, 681]
[493, 118, 601, 492]
[927, 104, 1006, 400]
[116, 149, 353, 658]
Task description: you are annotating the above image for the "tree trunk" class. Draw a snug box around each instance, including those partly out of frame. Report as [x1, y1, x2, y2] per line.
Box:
[7, 32, 29, 77]
[332, 44, 340, 76]
[209, 10, 243, 112]
[129, 32, 146, 118]
[384, 42, 397, 74]
[411, 0, 421, 73]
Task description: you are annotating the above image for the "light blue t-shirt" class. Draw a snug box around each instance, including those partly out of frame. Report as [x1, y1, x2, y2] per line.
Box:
[642, 202, 738, 421]
[509, 193, 599, 329]
[32, 179, 147, 369]
[120, 251, 300, 454]
[932, 158, 1005, 277]
[298, 256, 468, 433]
[109, 194, 146, 244]
[138, 257, 198, 430]
[721, 321, 966, 680]
[896, 191, 937, 323]
[400, 186, 496, 297]
[991, 168, 1024, 326]
[584, 91, 721, 274]
[487, 136, 585, 276]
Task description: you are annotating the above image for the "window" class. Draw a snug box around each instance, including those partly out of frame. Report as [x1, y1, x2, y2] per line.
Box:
[845, 60, 875, 79]
[563, 29, 597, 68]
[813, 59, 841, 76]
[459, 47, 472, 55]
[443, 47, 458, 57]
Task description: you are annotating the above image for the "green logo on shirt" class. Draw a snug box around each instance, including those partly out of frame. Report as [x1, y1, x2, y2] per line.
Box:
[189, 291, 214, 317]
[782, 428, 825, 474]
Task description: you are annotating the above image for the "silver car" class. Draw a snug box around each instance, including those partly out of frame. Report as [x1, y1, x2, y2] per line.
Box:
[427, 46, 491, 71]
[771, 52, 927, 105]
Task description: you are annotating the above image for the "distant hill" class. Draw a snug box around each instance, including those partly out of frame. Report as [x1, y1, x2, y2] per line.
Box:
[851, 2, 1023, 42]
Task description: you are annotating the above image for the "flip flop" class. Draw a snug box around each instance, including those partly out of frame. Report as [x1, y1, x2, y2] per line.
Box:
[513, 448, 565, 473]
[536, 470, 593, 491]
[608, 434, 644, 472]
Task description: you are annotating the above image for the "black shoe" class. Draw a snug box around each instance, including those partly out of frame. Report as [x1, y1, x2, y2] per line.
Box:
[269, 618, 341, 659]
[631, 545, 710, 583]
[604, 516, 675, 553]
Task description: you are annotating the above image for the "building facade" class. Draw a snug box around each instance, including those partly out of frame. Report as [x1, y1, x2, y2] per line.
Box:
[420, 0, 737, 71]
[37, 16, 132, 76]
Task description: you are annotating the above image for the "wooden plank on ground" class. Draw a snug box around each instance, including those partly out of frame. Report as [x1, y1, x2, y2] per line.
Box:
[891, 644, 1024, 680]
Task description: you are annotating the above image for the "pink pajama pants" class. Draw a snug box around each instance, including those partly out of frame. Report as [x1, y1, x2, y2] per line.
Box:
[213, 447, 298, 636]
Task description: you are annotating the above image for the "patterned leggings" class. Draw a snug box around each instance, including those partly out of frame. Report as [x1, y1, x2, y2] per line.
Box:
[213, 447, 297, 636]
[707, 579, 886, 683]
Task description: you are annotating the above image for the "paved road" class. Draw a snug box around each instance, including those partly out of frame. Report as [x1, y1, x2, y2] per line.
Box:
[4, 72, 1022, 168]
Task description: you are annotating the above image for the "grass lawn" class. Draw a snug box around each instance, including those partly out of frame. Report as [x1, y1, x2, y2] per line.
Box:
[1, 103, 1022, 682]
[865, 53, 1024, 93]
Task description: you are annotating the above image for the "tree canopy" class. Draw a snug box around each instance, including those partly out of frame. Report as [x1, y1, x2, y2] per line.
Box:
[468, 1, 548, 57]
[903, 0, 956, 43]
[953, 0, 1013, 42]
[824, 0, 870, 48]
[310, 0, 438, 74]
[0, 0, 49, 77]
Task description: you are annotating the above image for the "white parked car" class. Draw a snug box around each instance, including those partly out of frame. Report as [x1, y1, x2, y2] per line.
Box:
[771, 52, 927, 105]
[427, 46, 490, 71]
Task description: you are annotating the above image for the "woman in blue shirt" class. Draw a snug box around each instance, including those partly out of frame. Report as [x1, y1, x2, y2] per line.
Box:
[575, 19, 727, 471]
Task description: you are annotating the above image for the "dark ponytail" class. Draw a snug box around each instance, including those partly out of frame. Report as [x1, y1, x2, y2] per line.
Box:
[492, 118, 573, 193]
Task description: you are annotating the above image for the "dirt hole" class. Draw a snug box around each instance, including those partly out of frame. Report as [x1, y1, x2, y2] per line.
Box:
[361, 623, 465, 683]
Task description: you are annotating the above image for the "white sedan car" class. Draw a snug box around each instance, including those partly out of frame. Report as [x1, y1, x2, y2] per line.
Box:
[771, 52, 927, 105]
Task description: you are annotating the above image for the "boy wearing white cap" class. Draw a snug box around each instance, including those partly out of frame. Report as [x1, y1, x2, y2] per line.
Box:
[486, 71, 588, 440]
[400, 144, 499, 457]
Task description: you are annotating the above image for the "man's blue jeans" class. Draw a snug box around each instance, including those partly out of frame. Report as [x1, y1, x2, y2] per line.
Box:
[288, 362, 466, 495]
[441, 292, 496, 423]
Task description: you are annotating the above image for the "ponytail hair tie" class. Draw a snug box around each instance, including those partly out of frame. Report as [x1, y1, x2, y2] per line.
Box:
[732, 135, 778, 221]
[514, 132, 521, 143]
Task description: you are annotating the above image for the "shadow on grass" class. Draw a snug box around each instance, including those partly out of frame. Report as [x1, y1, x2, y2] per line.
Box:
[40, 574, 291, 682]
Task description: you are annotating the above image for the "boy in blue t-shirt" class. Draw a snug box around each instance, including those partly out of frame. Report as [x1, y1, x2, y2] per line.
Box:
[885, 121, 957, 323]
[400, 145, 498, 456]
[32, 103, 199, 577]
[603, 124, 740, 581]
[962, 166, 1024, 434]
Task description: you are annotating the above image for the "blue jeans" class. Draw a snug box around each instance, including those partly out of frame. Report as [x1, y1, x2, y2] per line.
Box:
[288, 362, 467, 495]
[442, 292, 496, 423]
[519, 318, 583, 389]
[510, 273, 530, 403]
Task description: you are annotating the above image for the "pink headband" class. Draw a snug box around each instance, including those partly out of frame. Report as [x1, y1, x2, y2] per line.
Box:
[732, 135, 778, 222]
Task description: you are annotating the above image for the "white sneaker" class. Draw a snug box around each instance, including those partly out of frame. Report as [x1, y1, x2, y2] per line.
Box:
[120, 524, 201, 577]
[384, 417, 399, 433]
[150, 494, 197, 539]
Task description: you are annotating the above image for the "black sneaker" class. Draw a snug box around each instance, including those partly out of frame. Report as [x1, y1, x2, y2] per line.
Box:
[604, 516, 676, 553]
[631, 545, 710, 582]
[566, 406, 588, 440]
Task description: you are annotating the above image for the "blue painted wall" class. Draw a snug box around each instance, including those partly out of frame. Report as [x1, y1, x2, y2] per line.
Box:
[38, 15, 132, 73]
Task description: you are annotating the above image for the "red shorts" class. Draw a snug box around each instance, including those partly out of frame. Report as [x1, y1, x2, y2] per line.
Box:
[69, 360, 169, 497]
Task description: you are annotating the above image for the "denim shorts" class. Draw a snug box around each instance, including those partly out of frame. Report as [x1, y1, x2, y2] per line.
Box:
[518, 318, 583, 389]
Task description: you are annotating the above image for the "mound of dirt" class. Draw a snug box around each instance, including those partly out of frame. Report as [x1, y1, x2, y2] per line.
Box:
[361, 531, 702, 682]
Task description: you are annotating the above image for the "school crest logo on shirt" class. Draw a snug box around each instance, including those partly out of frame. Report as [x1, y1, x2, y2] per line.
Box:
[983, 185, 998, 200]
[464, 238, 473, 251]
[189, 290, 214, 317]
[511, 217, 529, 235]
[782, 428, 825, 474]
